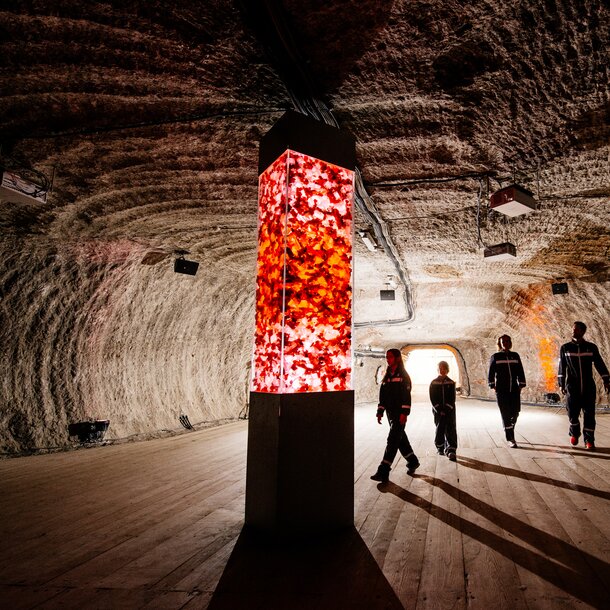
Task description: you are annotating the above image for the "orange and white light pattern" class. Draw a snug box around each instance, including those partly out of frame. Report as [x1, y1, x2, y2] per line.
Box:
[251, 150, 354, 393]
[529, 302, 559, 392]
[537, 336, 557, 391]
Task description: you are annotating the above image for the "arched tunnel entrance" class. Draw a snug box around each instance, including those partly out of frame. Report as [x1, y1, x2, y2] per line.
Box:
[402, 344, 470, 402]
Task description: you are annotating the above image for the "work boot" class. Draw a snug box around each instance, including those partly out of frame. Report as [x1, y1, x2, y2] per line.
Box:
[585, 441, 595, 451]
[570, 436, 579, 446]
[406, 457, 420, 474]
[370, 462, 391, 483]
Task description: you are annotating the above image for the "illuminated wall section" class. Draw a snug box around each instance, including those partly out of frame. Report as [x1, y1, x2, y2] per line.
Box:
[252, 150, 354, 393]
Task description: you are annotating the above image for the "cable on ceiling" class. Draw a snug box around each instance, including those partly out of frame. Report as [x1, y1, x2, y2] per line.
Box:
[12, 108, 287, 140]
[238, 0, 414, 327]
[366, 171, 499, 188]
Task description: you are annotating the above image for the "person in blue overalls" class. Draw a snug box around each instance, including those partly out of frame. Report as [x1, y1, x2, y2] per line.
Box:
[558, 321, 610, 450]
[370, 349, 420, 483]
[429, 360, 457, 461]
[488, 335, 527, 448]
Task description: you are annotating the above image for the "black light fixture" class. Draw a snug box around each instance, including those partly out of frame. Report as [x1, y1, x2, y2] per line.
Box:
[483, 242, 517, 261]
[68, 420, 110, 443]
[174, 250, 199, 275]
[551, 282, 568, 295]
[380, 275, 397, 300]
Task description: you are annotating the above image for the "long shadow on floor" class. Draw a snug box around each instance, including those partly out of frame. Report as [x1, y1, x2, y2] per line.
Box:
[207, 526, 404, 610]
[458, 456, 610, 499]
[517, 443, 610, 458]
[381, 479, 610, 608]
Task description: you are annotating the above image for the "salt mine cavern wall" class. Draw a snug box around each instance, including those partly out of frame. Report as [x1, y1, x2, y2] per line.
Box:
[0, 1, 609, 455]
[2, 236, 609, 456]
[0, 235, 258, 454]
[454, 281, 610, 404]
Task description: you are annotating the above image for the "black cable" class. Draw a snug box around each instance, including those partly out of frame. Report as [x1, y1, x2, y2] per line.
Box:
[476, 178, 486, 248]
[539, 193, 610, 201]
[13, 107, 287, 140]
[237, 0, 415, 327]
[366, 171, 498, 188]
[384, 205, 476, 222]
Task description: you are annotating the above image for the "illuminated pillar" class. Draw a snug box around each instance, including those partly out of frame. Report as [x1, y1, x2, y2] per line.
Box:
[246, 111, 355, 533]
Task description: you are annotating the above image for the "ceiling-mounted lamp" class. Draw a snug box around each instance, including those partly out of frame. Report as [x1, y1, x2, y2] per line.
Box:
[0, 169, 48, 204]
[357, 229, 379, 252]
[380, 276, 396, 300]
[174, 250, 199, 275]
[490, 184, 536, 217]
[483, 242, 517, 261]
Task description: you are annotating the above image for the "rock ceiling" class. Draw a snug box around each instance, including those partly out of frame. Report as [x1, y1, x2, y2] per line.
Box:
[0, 1, 609, 448]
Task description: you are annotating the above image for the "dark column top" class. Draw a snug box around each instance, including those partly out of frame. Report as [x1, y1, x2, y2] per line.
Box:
[258, 111, 356, 175]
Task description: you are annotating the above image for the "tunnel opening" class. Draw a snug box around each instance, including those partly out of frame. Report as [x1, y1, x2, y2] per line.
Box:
[402, 344, 469, 401]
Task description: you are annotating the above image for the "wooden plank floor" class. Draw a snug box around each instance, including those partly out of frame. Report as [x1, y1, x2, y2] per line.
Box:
[1, 399, 610, 609]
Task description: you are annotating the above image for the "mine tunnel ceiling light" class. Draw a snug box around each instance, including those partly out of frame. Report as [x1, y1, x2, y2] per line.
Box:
[490, 184, 536, 217]
[357, 229, 379, 252]
[380, 275, 397, 300]
[174, 251, 199, 276]
[0, 169, 49, 205]
[483, 242, 517, 261]
[551, 282, 569, 295]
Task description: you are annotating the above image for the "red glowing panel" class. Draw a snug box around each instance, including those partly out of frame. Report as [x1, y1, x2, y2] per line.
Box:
[251, 150, 354, 393]
[538, 336, 557, 391]
[527, 293, 559, 391]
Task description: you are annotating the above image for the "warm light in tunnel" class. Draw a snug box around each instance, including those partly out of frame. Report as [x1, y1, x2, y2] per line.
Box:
[405, 348, 460, 386]
[537, 336, 557, 392]
[528, 299, 559, 391]
[251, 150, 354, 393]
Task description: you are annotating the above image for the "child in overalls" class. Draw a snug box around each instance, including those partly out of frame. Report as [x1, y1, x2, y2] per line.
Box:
[429, 361, 457, 461]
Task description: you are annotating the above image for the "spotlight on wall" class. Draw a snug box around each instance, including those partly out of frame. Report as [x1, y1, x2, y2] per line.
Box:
[380, 275, 397, 300]
[0, 169, 49, 204]
[490, 184, 536, 217]
[357, 229, 379, 252]
[68, 420, 110, 444]
[551, 282, 568, 295]
[483, 242, 516, 261]
[174, 251, 199, 276]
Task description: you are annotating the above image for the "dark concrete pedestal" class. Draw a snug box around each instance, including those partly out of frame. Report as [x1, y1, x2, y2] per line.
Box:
[245, 390, 354, 534]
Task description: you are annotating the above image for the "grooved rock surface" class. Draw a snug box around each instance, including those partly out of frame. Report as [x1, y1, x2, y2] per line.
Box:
[1, 1, 608, 452]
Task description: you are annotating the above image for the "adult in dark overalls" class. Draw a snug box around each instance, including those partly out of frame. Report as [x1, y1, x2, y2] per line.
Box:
[488, 334, 527, 448]
[429, 360, 457, 460]
[370, 349, 420, 483]
[558, 321, 610, 450]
